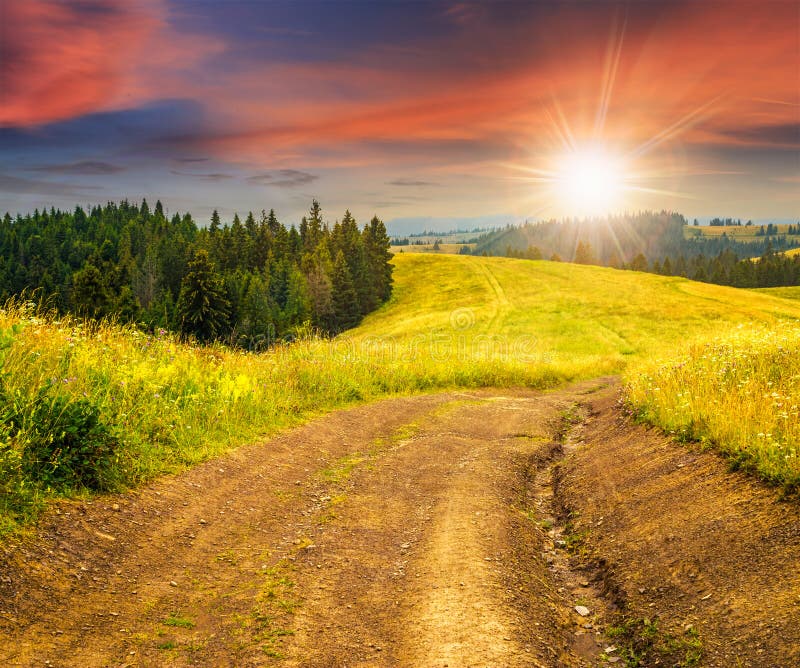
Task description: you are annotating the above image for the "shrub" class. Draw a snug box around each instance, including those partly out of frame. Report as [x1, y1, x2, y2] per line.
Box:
[1, 387, 121, 491]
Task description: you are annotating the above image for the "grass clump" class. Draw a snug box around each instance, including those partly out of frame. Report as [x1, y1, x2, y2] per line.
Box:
[606, 616, 702, 667]
[162, 613, 195, 629]
[625, 322, 800, 491]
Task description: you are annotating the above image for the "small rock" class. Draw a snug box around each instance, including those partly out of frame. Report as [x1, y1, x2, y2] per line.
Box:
[580, 580, 590, 587]
[169, 581, 178, 587]
[575, 605, 591, 617]
[111, 504, 120, 511]
[199, 519, 207, 525]
[604, 645, 617, 653]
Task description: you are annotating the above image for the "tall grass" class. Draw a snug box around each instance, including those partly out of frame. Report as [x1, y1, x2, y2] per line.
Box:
[3, 254, 800, 531]
[0, 301, 563, 533]
[625, 323, 800, 491]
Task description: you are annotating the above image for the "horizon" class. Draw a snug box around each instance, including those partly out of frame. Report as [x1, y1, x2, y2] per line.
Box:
[1, 0, 799, 226]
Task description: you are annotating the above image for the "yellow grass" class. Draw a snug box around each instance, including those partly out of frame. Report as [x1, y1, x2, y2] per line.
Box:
[754, 286, 800, 300]
[3, 254, 800, 529]
[625, 323, 800, 489]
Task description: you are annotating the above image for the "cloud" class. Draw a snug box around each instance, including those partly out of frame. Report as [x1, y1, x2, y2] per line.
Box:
[159, 0, 798, 176]
[0, 0, 221, 127]
[29, 160, 126, 174]
[247, 169, 318, 187]
[0, 174, 101, 197]
[173, 157, 210, 163]
[388, 178, 441, 187]
[717, 123, 800, 148]
[170, 170, 234, 181]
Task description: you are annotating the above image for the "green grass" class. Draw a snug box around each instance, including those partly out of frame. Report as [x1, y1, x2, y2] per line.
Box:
[3, 254, 800, 531]
[754, 286, 800, 300]
[162, 613, 195, 629]
[625, 322, 800, 490]
[354, 254, 800, 380]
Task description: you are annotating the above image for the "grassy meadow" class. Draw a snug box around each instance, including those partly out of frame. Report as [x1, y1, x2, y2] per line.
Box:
[3, 253, 800, 531]
[684, 224, 796, 241]
[755, 286, 800, 300]
[625, 322, 800, 490]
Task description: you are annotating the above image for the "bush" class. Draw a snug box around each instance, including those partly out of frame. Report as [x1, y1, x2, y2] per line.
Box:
[1, 387, 120, 491]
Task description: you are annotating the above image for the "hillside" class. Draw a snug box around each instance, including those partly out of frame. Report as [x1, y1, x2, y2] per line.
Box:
[3, 253, 800, 531]
[352, 253, 800, 375]
[755, 285, 800, 299]
[470, 213, 800, 262]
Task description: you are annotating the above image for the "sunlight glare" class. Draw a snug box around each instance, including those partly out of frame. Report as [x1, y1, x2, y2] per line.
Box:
[555, 149, 625, 217]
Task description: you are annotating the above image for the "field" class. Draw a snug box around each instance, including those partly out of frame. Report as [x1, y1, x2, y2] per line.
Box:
[684, 224, 796, 241]
[756, 285, 800, 299]
[626, 322, 800, 489]
[3, 254, 800, 532]
[389, 242, 473, 254]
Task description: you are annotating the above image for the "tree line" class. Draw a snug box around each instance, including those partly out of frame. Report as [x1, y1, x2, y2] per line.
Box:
[472, 212, 800, 264]
[502, 239, 800, 288]
[0, 199, 393, 347]
[472, 212, 800, 288]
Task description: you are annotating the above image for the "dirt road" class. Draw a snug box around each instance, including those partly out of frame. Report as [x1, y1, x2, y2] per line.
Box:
[1, 380, 798, 667]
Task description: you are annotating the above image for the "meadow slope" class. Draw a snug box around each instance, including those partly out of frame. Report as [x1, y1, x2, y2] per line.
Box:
[3, 253, 800, 531]
[351, 253, 800, 378]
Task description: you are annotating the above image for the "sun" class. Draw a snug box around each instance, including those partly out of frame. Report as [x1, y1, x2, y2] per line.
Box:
[554, 148, 626, 217]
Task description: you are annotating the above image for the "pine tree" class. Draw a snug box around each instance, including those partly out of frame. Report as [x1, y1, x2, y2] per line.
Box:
[305, 200, 324, 251]
[239, 272, 276, 350]
[574, 241, 595, 264]
[630, 253, 648, 272]
[362, 215, 393, 306]
[210, 209, 221, 234]
[176, 250, 230, 342]
[72, 263, 109, 319]
[331, 250, 360, 331]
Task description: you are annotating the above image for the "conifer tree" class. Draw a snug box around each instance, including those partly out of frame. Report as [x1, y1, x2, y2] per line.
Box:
[176, 249, 230, 341]
[331, 250, 360, 331]
[72, 263, 109, 319]
[362, 215, 393, 306]
[210, 209, 221, 234]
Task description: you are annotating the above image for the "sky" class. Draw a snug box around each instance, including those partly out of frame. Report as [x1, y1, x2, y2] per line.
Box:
[1, 0, 798, 232]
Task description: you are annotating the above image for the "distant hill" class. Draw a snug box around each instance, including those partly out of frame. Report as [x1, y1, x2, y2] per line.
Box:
[352, 253, 800, 378]
[471, 212, 800, 263]
[385, 215, 515, 237]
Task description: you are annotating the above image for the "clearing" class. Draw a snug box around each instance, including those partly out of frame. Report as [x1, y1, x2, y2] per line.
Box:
[2, 380, 798, 667]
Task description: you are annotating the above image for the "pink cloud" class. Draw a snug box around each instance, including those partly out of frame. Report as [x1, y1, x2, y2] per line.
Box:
[161, 1, 798, 170]
[0, 0, 221, 127]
